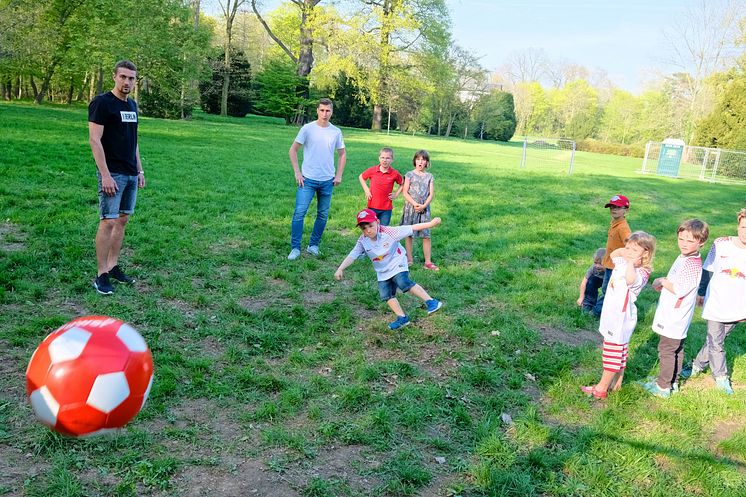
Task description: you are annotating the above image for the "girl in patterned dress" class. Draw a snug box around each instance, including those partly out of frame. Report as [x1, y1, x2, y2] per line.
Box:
[400, 150, 438, 270]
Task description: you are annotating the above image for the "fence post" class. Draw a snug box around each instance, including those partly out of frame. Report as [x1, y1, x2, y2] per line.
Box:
[711, 150, 721, 182]
[642, 141, 651, 174]
[700, 149, 709, 180]
[568, 141, 576, 175]
[520, 138, 527, 169]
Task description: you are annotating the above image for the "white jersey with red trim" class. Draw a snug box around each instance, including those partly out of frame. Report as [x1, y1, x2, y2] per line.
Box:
[652, 253, 702, 339]
[348, 225, 414, 281]
[702, 237, 746, 323]
[599, 256, 651, 344]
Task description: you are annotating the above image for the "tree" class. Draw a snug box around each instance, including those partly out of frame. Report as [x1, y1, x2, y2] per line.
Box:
[501, 47, 549, 85]
[472, 91, 516, 141]
[217, 0, 247, 116]
[200, 49, 252, 117]
[553, 80, 598, 140]
[252, 58, 306, 123]
[598, 89, 640, 144]
[661, 0, 745, 142]
[694, 71, 746, 148]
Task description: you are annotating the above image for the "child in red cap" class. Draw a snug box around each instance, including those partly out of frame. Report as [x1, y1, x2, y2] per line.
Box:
[592, 194, 632, 317]
[334, 208, 443, 330]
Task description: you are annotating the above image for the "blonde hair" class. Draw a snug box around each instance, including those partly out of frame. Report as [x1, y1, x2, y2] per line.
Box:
[678, 219, 709, 243]
[737, 208, 746, 224]
[626, 231, 656, 271]
[593, 247, 606, 264]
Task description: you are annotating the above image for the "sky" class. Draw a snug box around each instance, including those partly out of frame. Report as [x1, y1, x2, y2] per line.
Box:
[230, 0, 723, 93]
[446, 0, 692, 92]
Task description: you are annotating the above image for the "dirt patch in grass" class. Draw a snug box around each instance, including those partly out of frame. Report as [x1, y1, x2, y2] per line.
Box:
[169, 457, 300, 497]
[0, 222, 26, 252]
[197, 336, 225, 360]
[166, 298, 199, 318]
[303, 290, 335, 305]
[711, 418, 746, 449]
[535, 324, 601, 347]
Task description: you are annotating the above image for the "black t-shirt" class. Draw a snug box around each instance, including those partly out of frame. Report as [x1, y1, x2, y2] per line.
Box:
[88, 92, 139, 175]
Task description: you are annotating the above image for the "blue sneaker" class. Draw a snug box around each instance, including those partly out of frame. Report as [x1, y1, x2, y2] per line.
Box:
[715, 376, 734, 395]
[389, 315, 411, 330]
[640, 379, 671, 399]
[426, 299, 443, 315]
[680, 363, 704, 380]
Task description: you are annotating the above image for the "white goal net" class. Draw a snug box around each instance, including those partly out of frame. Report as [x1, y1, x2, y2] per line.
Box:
[519, 137, 577, 175]
[641, 141, 746, 184]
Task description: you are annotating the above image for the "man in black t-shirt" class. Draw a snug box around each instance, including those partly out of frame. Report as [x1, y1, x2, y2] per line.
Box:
[88, 60, 145, 295]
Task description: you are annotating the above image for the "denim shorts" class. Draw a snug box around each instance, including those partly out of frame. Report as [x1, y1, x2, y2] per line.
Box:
[378, 271, 416, 301]
[98, 172, 138, 219]
[370, 208, 392, 226]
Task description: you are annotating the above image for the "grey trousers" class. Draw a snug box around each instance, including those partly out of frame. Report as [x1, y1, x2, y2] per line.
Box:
[657, 336, 685, 388]
[692, 320, 739, 378]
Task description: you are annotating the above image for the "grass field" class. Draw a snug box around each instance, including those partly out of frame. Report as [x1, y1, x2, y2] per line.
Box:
[1, 102, 745, 497]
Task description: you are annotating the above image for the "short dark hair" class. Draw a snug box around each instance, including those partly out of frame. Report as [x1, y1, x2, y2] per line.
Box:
[678, 219, 709, 243]
[114, 60, 137, 74]
[318, 98, 333, 109]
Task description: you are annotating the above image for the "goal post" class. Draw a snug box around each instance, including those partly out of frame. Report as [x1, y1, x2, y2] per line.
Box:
[519, 137, 576, 175]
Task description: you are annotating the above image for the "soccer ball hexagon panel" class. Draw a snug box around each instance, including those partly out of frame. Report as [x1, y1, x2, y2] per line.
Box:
[26, 316, 154, 437]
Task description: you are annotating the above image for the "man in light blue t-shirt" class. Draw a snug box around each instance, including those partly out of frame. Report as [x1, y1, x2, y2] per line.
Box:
[287, 98, 347, 260]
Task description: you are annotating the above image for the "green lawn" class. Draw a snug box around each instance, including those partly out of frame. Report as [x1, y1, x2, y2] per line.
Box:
[1, 102, 745, 497]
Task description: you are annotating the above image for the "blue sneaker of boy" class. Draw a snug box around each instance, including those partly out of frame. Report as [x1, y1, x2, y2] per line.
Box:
[715, 376, 734, 395]
[640, 379, 671, 399]
[680, 363, 704, 380]
[426, 299, 443, 315]
[389, 315, 411, 330]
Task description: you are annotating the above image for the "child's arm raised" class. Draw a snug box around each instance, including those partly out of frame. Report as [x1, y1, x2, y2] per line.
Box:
[358, 173, 372, 200]
[412, 217, 441, 232]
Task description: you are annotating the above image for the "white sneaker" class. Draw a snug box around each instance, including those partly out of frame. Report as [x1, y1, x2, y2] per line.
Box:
[288, 248, 301, 260]
[306, 245, 320, 256]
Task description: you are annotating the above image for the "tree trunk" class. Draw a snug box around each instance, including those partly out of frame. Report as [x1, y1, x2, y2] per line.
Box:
[67, 78, 74, 104]
[96, 67, 104, 95]
[445, 112, 455, 137]
[30, 76, 39, 101]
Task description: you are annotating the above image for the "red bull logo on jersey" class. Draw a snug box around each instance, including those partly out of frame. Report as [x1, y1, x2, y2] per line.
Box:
[720, 267, 746, 279]
[372, 253, 387, 262]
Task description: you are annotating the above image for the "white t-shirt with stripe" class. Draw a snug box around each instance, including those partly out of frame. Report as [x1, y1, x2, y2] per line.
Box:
[599, 256, 651, 345]
[348, 225, 414, 281]
[702, 237, 746, 323]
[652, 253, 702, 339]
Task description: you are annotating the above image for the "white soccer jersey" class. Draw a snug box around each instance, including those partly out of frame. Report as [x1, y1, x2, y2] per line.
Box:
[702, 237, 746, 323]
[348, 225, 414, 281]
[652, 254, 702, 339]
[599, 257, 650, 344]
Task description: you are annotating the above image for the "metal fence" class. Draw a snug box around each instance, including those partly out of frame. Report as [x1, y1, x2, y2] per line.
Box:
[641, 142, 746, 184]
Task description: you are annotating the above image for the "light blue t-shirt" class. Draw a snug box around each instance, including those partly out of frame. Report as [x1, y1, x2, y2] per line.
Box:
[294, 121, 345, 181]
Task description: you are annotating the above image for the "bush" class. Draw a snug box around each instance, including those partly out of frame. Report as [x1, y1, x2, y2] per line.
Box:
[575, 138, 645, 158]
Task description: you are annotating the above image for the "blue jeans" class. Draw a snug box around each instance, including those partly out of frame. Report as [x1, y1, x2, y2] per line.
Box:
[378, 271, 416, 301]
[370, 208, 392, 226]
[592, 268, 612, 317]
[291, 177, 334, 249]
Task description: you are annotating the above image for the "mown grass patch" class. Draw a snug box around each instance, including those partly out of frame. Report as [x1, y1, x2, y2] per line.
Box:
[1, 102, 745, 496]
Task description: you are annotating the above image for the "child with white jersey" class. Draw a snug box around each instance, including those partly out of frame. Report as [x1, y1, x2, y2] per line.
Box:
[641, 219, 709, 398]
[581, 231, 656, 399]
[682, 208, 746, 394]
[334, 209, 443, 330]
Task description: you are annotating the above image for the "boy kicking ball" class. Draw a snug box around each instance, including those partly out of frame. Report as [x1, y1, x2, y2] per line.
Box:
[335, 208, 443, 330]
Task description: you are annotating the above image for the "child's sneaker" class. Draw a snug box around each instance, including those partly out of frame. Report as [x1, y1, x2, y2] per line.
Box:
[680, 363, 704, 379]
[425, 299, 443, 315]
[640, 379, 671, 399]
[388, 315, 411, 330]
[715, 376, 734, 395]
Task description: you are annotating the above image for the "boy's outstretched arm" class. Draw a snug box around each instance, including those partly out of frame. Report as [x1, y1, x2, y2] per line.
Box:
[412, 217, 441, 232]
[335, 256, 357, 280]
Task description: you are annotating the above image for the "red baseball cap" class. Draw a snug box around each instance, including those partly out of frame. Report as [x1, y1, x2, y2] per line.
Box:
[605, 194, 630, 208]
[356, 208, 379, 225]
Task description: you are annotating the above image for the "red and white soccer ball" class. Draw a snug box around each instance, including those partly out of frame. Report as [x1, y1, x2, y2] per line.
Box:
[25, 316, 154, 437]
